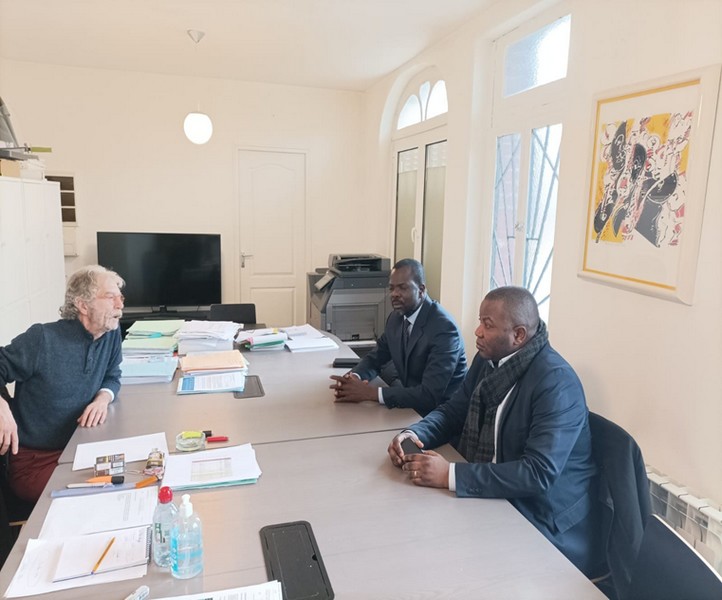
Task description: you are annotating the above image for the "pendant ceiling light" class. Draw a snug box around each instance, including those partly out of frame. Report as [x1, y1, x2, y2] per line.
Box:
[184, 29, 213, 145]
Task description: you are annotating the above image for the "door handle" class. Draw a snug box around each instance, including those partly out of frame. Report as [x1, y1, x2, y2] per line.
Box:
[410, 227, 417, 243]
[241, 252, 254, 268]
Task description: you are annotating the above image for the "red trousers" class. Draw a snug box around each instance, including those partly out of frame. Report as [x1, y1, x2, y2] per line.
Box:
[8, 447, 62, 503]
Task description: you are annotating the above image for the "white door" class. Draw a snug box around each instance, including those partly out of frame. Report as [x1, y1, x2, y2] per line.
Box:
[237, 149, 306, 327]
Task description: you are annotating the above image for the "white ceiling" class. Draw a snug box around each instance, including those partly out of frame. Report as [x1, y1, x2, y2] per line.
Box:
[0, 0, 493, 92]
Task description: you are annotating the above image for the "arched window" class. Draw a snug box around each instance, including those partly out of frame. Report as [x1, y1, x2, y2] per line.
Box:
[392, 69, 449, 300]
[396, 78, 448, 131]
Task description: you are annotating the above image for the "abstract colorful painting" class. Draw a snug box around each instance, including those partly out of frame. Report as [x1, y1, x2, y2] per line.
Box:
[581, 67, 720, 303]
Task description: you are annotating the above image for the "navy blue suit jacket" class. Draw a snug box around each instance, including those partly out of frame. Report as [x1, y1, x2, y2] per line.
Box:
[409, 345, 604, 576]
[353, 296, 466, 416]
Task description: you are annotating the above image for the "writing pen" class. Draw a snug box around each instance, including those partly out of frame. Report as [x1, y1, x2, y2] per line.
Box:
[207, 435, 229, 443]
[91, 536, 116, 574]
[67, 482, 113, 489]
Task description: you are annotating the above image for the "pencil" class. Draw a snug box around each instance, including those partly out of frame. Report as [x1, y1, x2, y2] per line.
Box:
[135, 475, 159, 489]
[91, 536, 116, 574]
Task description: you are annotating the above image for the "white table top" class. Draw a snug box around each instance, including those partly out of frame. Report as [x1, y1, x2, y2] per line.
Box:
[2, 432, 605, 599]
[58, 344, 418, 464]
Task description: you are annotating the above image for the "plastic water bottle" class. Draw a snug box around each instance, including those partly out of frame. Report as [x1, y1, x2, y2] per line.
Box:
[170, 493, 204, 579]
[152, 486, 178, 568]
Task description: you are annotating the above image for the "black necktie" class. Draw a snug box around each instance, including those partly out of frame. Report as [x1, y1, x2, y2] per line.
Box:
[402, 318, 411, 355]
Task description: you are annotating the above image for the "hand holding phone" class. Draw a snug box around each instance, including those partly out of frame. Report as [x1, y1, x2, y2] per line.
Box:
[400, 437, 423, 455]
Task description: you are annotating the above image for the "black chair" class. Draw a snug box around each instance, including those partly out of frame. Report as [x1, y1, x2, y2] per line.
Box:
[209, 303, 257, 324]
[589, 412, 651, 600]
[624, 514, 722, 600]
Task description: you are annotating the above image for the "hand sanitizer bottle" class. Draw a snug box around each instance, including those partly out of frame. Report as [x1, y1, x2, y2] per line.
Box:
[170, 493, 204, 578]
[152, 486, 178, 568]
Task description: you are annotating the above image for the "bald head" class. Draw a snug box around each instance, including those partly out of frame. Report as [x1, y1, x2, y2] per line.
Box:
[484, 286, 540, 335]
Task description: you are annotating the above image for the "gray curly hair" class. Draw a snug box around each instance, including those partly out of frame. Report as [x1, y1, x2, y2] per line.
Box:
[59, 265, 125, 320]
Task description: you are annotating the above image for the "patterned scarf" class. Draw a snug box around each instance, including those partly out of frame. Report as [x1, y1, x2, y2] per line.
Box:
[458, 321, 549, 463]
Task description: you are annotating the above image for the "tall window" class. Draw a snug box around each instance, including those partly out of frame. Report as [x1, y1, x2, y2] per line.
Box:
[488, 14, 571, 322]
[393, 69, 448, 300]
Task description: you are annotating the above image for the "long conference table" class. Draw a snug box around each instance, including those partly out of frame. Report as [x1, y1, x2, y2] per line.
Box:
[0, 338, 606, 599]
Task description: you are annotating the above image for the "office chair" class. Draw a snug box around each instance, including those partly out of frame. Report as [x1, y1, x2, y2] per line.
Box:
[589, 412, 651, 600]
[209, 303, 257, 325]
[624, 514, 722, 600]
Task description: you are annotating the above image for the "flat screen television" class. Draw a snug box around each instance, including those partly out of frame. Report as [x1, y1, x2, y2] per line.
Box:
[97, 232, 221, 310]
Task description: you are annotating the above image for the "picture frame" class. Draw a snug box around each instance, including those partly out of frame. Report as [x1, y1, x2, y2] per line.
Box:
[580, 65, 721, 304]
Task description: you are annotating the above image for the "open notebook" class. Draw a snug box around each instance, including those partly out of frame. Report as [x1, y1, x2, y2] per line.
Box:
[52, 526, 151, 582]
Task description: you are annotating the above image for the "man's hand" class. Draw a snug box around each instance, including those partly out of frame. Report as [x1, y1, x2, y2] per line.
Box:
[0, 398, 19, 455]
[329, 373, 377, 403]
[387, 431, 423, 467]
[77, 390, 112, 427]
[402, 450, 449, 489]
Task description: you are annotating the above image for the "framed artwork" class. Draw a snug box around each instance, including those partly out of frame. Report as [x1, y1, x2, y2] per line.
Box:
[580, 65, 721, 304]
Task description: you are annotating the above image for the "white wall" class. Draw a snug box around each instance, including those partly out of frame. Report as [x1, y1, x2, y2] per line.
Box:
[0, 59, 386, 299]
[363, 0, 722, 500]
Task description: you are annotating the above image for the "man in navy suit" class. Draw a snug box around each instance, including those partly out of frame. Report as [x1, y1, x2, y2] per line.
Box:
[330, 259, 466, 416]
[388, 286, 605, 577]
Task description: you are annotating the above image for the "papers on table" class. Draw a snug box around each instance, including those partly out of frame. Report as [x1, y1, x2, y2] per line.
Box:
[52, 526, 151, 581]
[236, 329, 288, 351]
[5, 538, 146, 598]
[156, 582, 283, 600]
[177, 372, 246, 394]
[120, 356, 178, 384]
[162, 443, 262, 491]
[180, 349, 249, 375]
[282, 324, 338, 352]
[6, 490, 155, 598]
[72, 432, 169, 471]
[126, 319, 185, 337]
[122, 335, 178, 356]
[176, 320, 239, 355]
[285, 337, 338, 352]
[39, 487, 157, 539]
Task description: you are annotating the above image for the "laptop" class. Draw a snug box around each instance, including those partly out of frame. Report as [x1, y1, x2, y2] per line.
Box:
[0, 97, 37, 160]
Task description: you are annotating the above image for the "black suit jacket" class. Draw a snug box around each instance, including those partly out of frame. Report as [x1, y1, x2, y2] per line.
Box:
[353, 296, 466, 415]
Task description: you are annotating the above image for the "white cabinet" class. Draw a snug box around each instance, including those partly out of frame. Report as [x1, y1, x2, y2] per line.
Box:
[0, 177, 65, 346]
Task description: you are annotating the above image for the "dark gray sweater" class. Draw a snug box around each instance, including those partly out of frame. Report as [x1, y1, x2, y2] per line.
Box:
[0, 319, 122, 449]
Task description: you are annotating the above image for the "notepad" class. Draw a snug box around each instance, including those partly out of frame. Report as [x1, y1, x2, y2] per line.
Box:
[52, 526, 151, 582]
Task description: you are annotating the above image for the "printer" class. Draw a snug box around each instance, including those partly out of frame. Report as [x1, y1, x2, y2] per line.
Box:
[308, 254, 392, 343]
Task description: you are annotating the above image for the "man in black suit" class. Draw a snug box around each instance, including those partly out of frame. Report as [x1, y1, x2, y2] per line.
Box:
[330, 259, 466, 416]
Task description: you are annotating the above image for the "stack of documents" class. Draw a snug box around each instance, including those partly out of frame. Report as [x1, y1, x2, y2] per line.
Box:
[179, 349, 249, 375]
[162, 443, 262, 491]
[236, 328, 288, 351]
[178, 350, 249, 394]
[121, 335, 178, 356]
[176, 320, 239, 355]
[281, 323, 339, 352]
[119, 356, 178, 384]
[126, 319, 184, 338]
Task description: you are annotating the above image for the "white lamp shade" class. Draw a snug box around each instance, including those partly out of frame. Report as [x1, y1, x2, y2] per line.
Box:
[183, 112, 213, 144]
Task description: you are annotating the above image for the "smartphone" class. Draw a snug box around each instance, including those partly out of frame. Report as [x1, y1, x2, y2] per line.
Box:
[401, 437, 423, 455]
[332, 357, 360, 368]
